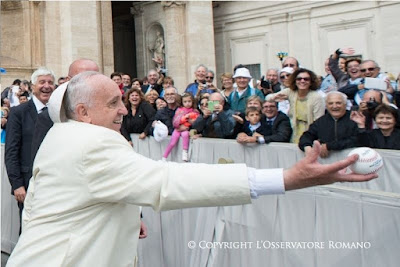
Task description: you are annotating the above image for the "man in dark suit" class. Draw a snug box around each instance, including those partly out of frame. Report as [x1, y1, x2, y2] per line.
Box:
[5, 67, 55, 217]
[31, 59, 99, 161]
[141, 69, 163, 95]
[236, 100, 292, 144]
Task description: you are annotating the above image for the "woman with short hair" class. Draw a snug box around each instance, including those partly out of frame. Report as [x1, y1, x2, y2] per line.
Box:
[351, 104, 400, 149]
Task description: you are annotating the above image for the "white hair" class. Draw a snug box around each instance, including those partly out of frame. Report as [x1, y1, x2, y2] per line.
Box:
[326, 91, 348, 103]
[64, 71, 99, 119]
[165, 86, 178, 94]
[31, 67, 55, 85]
[196, 64, 208, 72]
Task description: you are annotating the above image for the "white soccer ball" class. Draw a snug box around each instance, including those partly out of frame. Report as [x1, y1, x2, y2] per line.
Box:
[348, 147, 383, 175]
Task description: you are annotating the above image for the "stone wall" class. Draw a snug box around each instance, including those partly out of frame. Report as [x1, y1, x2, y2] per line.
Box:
[213, 1, 400, 87]
[0, 1, 113, 87]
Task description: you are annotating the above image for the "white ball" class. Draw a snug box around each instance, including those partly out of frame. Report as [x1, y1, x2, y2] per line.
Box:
[348, 147, 383, 174]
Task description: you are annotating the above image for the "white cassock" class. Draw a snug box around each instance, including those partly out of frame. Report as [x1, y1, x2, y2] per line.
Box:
[7, 120, 252, 267]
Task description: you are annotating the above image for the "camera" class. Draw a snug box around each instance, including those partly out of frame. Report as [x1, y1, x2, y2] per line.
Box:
[260, 76, 271, 89]
[366, 98, 379, 110]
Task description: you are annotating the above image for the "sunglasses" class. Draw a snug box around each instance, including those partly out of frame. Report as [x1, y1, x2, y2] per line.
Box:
[283, 64, 296, 68]
[296, 77, 311, 82]
[206, 76, 214, 80]
[280, 74, 290, 79]
[360, 67, 376, 72]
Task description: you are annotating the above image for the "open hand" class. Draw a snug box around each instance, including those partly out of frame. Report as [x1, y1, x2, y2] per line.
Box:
[283, 141, 377, 190]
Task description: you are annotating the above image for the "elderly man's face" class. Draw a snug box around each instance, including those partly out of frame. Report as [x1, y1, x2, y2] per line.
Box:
[360, 61, 379, 78]
[282, 57, 298, 70]
[362, 90, 382, 104]
[163, 88, 176, 104]
[209, 93, 224, 105]
[235, 77, 250, 90]
[262, 102, 278, 119]
[326, 94, 346, 119]
[266, 70, 278, 84]
[32, 74, 55, 104]
[87, 78, 128, 132]
[147, 71, 158, 85]
[195, 67, 207, 83]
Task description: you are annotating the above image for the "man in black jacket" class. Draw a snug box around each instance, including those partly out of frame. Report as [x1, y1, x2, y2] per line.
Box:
[236, 100, 292, 144]
[5, 67, 55, 219]
[299, 91, 358, 157]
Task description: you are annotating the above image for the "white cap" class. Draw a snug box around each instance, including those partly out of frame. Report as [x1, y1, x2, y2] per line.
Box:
[153, 121, 169, 142]
[279, 67, 294, 75]
[48, 81, 69, 123]
[233, 68, 252, 79]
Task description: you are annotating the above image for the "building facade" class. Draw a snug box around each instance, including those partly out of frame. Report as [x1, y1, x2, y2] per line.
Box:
[1, 1, 399, 91]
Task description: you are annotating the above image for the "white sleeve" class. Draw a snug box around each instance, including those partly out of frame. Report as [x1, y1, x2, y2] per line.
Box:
[247, 167, 285, 198]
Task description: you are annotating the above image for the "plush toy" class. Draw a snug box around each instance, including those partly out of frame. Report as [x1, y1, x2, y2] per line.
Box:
[180, 112, 199, 127]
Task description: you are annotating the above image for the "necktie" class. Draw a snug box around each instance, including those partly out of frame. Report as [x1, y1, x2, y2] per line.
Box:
[265, 120, 273, 136]
[39, 106, 47, 114]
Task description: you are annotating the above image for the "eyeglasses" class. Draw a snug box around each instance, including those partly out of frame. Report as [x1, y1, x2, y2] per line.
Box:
[206, 76, 214, 80]
[296, 77, 311, 82]
[283, 64, 296, 68]
[280, 74, 290, 79]
[360, 67, 376, 72]
[263, 105, 276, 109]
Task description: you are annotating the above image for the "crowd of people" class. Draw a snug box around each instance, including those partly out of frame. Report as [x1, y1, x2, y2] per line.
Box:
[1, 57, 382, 266]
[101, 49, 400, 161]
[2, 49, 400, 164]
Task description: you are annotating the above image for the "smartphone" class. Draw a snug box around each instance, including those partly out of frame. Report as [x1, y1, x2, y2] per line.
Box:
[350, 105, 359, 112]
[364, 78, 386, 91]
[208, 101, 216, 112]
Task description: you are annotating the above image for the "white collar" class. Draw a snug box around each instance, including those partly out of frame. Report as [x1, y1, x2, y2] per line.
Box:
[31, 95, 46, 113]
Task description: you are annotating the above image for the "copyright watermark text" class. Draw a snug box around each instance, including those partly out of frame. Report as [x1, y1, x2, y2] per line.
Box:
[187, 240, 371, 250]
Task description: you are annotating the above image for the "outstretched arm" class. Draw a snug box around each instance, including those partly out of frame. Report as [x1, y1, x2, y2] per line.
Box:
[283, 141, 377, 191]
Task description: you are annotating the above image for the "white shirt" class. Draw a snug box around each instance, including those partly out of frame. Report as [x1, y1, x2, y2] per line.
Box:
[31, 95, 47, 114]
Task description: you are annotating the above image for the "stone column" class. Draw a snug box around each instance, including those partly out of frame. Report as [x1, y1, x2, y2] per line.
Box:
[30, 1, 43, 68]
[162, 1, 187, 92]
[131, 4, 145, 79]
[99, 1, 114, 76]
[184, 1, 216, 89]
[162, 1, 216, 93]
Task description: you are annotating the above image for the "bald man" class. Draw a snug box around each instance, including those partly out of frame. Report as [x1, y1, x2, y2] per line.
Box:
[31, 59, 99, 160]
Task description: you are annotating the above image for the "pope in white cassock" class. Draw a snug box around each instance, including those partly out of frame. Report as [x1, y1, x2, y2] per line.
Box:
[6, 72, 376, 267]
